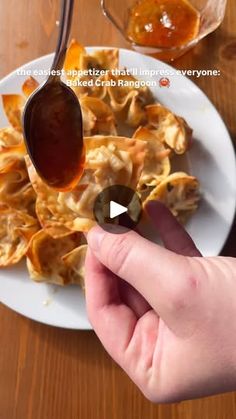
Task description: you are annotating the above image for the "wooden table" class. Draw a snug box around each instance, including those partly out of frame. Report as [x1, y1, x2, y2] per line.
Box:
[0, 0, 236, 418]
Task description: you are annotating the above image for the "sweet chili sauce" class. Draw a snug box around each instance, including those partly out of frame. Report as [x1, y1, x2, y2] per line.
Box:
[26, 82, 85, 192]
[126, 0, 200, 49]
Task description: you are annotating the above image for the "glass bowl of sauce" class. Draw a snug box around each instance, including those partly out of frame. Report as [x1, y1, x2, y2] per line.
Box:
[101, 0, 227, 61]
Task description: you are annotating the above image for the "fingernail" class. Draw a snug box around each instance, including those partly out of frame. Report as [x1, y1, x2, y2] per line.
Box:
[87, 227, 105, 252]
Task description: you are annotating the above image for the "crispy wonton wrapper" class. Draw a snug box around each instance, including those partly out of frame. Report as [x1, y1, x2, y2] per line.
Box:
[145, 104, 193, 154]
[26, 229, 86, 285]
[64, 40, 152, 127]
[64, 40, 118, 77]
[106, 73, 153, 127]
[0, 127, 24, 148]
[62, 244, 87, 289]
[80, 96, 117, 136]
[26, 135, 146, 233]
[35, 198, 73, 238]
[0, 127, 26, 172]
[133, 126, 171, 190]
[64, 40, 86, 80]
[0, 157, 36, 217]
[144, 172, 200, 223]
[2, 77, 39, 132]
[1, 95, 25, 132]
[0, 206, 39, 266]
[64, 40, 118, 100]
[22, 76, 39, 97]
[0, 128, 37, 217]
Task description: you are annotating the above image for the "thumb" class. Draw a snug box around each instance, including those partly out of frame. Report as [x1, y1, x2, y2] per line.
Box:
[87, 225, 203, 331]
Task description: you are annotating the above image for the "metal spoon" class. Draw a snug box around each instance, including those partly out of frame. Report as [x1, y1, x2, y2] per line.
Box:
[23, 0, 84, 191]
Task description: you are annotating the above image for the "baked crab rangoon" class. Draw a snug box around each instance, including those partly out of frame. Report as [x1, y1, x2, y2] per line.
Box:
[26, 135, 147, 233]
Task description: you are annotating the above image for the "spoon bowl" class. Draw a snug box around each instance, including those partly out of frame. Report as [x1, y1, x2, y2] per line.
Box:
[23, 0, 84, 191]
[23, 79, 84, 190]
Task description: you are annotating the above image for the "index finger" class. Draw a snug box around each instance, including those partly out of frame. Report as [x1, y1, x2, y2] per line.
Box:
[145, 201, 202, 256]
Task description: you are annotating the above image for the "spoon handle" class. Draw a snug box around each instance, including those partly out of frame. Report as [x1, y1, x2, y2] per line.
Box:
[50, 0, 74, 76]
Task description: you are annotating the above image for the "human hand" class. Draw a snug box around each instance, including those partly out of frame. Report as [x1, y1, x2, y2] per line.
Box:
[85, 201, 236, 403]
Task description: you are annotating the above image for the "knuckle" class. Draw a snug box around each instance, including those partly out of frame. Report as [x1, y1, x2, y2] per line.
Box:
[168, 285, 192, 314]
[168, 259, 202, 314]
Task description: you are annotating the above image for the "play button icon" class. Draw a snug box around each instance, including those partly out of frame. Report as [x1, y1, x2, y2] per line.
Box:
[110, 201, 127, 219]
[93, 185, 142, 233]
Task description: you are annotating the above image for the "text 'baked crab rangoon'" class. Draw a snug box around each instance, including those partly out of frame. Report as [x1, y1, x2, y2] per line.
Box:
[0, 40, 200, 288]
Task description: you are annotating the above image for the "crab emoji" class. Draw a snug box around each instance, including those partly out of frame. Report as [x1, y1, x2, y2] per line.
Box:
[159, 77, 170, 88]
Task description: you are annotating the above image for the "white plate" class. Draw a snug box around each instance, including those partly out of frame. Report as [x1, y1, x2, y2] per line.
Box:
[0, 48, 236, 329]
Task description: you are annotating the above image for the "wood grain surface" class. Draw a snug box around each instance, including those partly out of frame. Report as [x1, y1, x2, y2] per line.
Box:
[0, 0, 236, 418]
